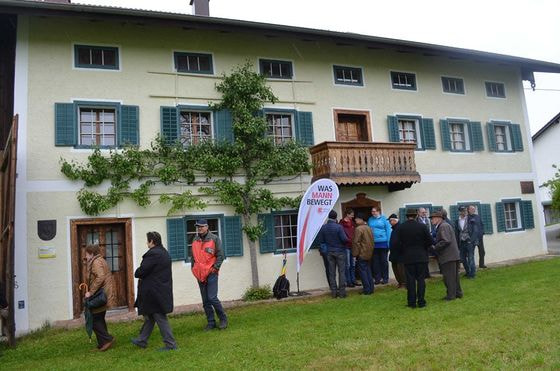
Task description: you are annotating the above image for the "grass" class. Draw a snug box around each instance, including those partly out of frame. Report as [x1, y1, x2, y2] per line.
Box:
[2, 258, 560, 370]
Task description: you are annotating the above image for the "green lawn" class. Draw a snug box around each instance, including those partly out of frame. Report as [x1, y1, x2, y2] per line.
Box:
[2, 258, 560, 370]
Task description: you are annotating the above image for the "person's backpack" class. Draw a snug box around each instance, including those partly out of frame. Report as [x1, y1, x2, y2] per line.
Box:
[273, 274, 290, 300]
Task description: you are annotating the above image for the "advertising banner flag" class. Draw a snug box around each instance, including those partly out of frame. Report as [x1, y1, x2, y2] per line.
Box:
[296, 179, 339, 272]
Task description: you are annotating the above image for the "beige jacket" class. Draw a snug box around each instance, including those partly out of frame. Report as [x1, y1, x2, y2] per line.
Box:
[86, 255, 117, 313]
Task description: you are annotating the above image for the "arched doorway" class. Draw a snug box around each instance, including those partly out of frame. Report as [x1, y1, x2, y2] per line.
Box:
[341, 193, 381, 219]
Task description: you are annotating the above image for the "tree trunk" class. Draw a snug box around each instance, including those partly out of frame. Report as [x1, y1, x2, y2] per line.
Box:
[243, 214, 260, 287]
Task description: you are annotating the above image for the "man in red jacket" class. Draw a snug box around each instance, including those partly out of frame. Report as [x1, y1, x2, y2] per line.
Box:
[190, 219, 227, 331]
[339, 208, 358, 287]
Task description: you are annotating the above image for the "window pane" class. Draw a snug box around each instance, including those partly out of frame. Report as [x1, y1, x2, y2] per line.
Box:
[91, 49, 103, 65]
[271, 63, 281, 77]
[102, 111, 115, 122]
[78, 48, 90, 65]
[280, 63, 290, 77]
[177, 55, 188, 71]
[103, 49, 116, 66]
[198, 56, 211, 71]
[188, 55, 199, 71]
[335, 68, 344, 80]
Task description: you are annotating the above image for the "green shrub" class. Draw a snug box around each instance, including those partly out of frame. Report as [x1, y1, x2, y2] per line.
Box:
[242, 285, 272, 301]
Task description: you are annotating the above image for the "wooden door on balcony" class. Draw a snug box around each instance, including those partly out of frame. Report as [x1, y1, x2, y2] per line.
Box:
[334, 110, 371, 142]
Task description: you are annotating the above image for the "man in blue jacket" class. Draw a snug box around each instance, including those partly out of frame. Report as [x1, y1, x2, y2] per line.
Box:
[316, 210, 349, 298]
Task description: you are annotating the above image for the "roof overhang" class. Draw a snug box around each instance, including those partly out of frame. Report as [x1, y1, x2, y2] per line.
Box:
[1, 0, 560, 76]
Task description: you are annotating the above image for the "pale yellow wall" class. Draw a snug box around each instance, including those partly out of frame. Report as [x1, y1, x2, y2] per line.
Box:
[20, 16, 545, 329]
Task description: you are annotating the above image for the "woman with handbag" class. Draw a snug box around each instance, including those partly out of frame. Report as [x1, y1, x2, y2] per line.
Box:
[84, 244, 116, 351]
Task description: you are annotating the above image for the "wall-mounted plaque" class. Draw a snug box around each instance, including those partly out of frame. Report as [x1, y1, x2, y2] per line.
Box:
[38, 220, 56, 241]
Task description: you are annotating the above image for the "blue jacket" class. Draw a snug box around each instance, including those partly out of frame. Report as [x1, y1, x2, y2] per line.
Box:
[368, 215, 392, 246]
[316, 219, 349, 253]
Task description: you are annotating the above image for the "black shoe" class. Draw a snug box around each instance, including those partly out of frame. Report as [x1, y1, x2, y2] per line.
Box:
[374, 280, 381, 285]
[480, 265, 488, 269]
[204, 324, 217, 331]
[418, 302, 427, 308]
[407, 304, 416, 309]
[346, 283, 355, 288]
[442, 297, 455, 301]
[331, 291, 337, 298]
[381, 280, 388, 285]
[338, 291, 347, 298]
[353, 281, 362, 286]
[131, 338, 147, 349]
[218, 320, 228, 330]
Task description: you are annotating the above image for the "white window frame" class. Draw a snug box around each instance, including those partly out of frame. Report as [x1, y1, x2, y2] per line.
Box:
[397, 117, 422, 149]
[449, 121, 471, 152]
[178, 109, 214, 146]
[503, 201, 521, 231]
[77, 106, 118, 147]
[265, 111, 295, 144]
[493, 124, 512, 152]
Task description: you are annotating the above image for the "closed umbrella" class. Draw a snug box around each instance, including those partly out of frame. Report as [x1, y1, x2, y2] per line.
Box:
[79, 283, 93, 341]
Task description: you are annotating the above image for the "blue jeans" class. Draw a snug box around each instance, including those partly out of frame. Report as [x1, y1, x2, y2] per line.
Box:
[345, 249, 355, 285]
[198, 273, 227, 326]
[357, 258, 374, 294]
[460, 242, 476, 278]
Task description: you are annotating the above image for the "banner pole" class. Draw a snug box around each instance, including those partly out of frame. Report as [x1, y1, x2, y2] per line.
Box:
[297, 272, 300, 294]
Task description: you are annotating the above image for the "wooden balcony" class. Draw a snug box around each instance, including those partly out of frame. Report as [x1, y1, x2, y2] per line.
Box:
[309, 141, 421, 191]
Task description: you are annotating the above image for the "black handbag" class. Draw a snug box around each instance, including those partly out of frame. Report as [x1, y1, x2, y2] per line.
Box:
[85, 288, 107, 309]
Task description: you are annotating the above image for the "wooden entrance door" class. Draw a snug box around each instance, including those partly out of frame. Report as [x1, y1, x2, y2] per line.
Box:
[341, 193, 382, 219]
[334, 110, 372, 142]
[71, 219, 134, 317]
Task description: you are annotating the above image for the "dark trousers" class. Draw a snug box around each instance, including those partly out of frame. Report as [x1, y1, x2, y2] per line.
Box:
[357, 258, 374, 294]
[136, 312, 177, 349]
[372, 248, 389, 283]
[477, 238, 486, 267]
[460, 241, 476, 278]
[327, 251, 346, 296]
[440, 261, 463, 299]
[345, 249, 356, 285]
[405, 262, 428, 307]
[391, 262, 407, 286]
[198, 273, 227, 326]
[92, 311, 113, 347]
[320, 252, 330, 286]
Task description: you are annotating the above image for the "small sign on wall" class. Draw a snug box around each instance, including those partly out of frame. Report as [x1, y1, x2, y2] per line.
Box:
[38, 247, 56, 259]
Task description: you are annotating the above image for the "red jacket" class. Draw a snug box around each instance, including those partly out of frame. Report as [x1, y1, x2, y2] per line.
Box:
[339, 218, 355, 249]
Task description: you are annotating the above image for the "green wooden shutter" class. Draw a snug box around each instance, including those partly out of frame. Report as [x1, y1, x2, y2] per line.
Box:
[398, 208, 406, 222]
[449, 205, 459, 223]
[55, 103, 77, 146]
[387, 116, 400, 142]
[432, 205, 443, 213]
[223, 216, 243, 257]
[470, 121, 484, 151]
[119, 105, 139, 146]
[166, 218, 186, 261]
[296, 111, 314, 146]
[440, 119, 451, 151]
[496, 202, 506, 232]
[161, 106, 178, 145]
[421, 118, 436, 150]
[521, 200, 535, 229]
[215, 109, 234, 143]
[511, 124, 524, 152]
[487, 122, 497, 151]
[258, 213, 275, 253]
[479, 203, 493, 235]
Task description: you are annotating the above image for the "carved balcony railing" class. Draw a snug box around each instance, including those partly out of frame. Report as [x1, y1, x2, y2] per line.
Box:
[309, 141, 421, 191]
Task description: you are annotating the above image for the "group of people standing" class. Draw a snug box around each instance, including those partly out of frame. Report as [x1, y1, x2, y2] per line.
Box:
[316, 204, 486, 308]
[83, 219, 227, 352]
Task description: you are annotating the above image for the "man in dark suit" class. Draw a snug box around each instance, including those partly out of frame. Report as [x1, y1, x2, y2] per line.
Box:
[454, 206, 480, 279]
[468, 205, 487, 268]
[132, 231, 177, 351]
[430, 211, 463, 300]
[393, 208, 433, 308]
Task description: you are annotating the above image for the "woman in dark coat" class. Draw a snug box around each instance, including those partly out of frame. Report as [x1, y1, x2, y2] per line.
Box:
[388, 214, 406, 288]
[132, 231, 177, 351]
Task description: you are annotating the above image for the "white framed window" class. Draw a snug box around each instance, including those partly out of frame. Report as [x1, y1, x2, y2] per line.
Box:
[259, 59, 293, 79]
[503, 201, 521, 231]
[449, 122, 470, 151]
[398, 118, 422, 149]
[273, 212, 298, 251]
[391, 71, 416, 90]
[494, 124, 512, 151]
[441, 76, 465, 94]
[179, 111, 213, 146]
[266, 113, 294, 144]
[333, 65, 363, 86]
[485, 82, 506, 98]
[78, 107, 117, 146]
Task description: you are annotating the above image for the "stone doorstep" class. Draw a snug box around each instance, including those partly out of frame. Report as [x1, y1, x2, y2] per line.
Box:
[52, 254, 558, 330]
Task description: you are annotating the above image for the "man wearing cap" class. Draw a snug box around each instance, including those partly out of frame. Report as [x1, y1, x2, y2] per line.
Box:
[393, 209, 433, 308]
[351, 213, 374, 295]
[430, 211, 463, 300]
[454, 206, 480, 279]
[190, 219, 228, 330]
[316, 210, 349, 298]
